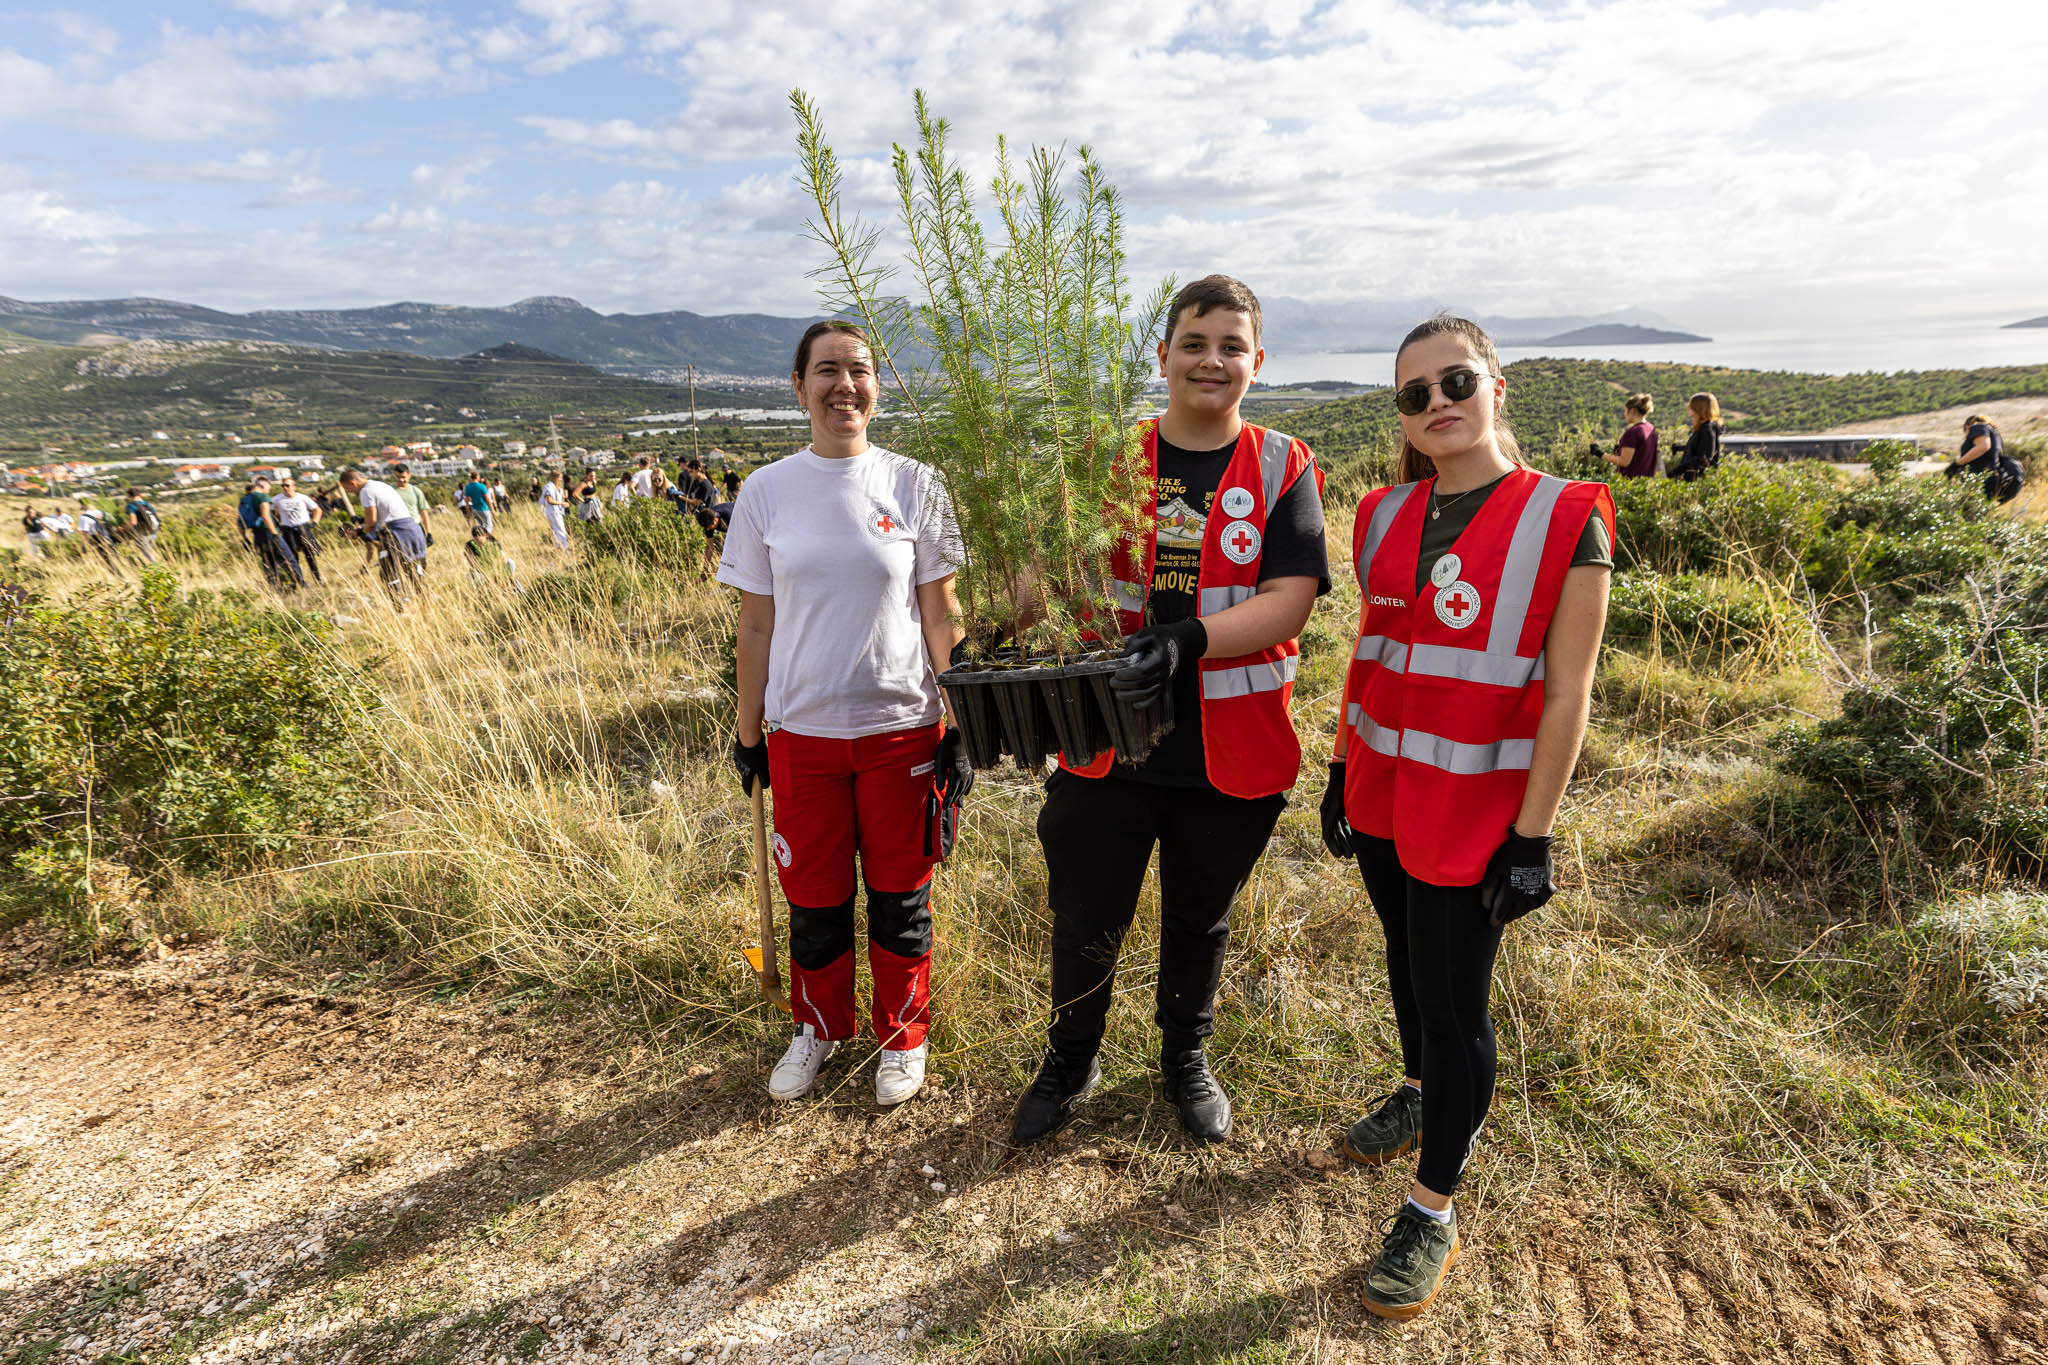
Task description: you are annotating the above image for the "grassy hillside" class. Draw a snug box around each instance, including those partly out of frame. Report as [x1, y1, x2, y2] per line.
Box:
[1284, 358, 2048, 462]
[0, 338, 762, 440]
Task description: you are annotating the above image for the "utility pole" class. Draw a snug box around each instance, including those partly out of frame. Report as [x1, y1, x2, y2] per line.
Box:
[688, 365, 701, 462]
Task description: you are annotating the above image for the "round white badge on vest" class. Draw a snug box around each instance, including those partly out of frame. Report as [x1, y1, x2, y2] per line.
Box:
[1430, 553, 1462, 589]
[1218, 519, 1262, 565]
[1219, 486, 1255, 518]
[1434, 580, 1482, 629]
[772, 832, 793, 867]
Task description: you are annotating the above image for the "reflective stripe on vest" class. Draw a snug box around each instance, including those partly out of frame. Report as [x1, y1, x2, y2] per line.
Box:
[1199, 584, 1256, 614]
[1352, 632, 1546, 688]
[1358, 482, 1419, 575]
[1346, 702, 1534, 774]
[1202, 653, 1297, 701]
[1488, 475, 1565, 655]
[1111, 578, 1147, 613]
[1258, 428, 1294, 511]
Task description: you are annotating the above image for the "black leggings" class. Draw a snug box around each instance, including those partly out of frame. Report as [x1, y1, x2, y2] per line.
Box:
[1354, 834, 1504, 1198]
[1038, 769, 1285, 1059]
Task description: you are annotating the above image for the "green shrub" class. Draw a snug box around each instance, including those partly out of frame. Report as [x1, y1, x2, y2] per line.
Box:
[1865, 437, 1913, 483]
[1779, 564, 2048, 876]
[572, 496, 705, 573]
[0, 569, 370, 932]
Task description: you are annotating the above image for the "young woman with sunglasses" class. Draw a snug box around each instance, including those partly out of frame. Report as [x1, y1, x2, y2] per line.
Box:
[1320, 315, 1613, 1320]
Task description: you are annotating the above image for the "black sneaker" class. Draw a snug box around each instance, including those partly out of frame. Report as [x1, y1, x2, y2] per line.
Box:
[1009, 1051, 1101, 1147]
[1361, 1204, 1460, 1320]
[1342, 1084, 1422, 1166]
[1160, 1049, 1232, 1143]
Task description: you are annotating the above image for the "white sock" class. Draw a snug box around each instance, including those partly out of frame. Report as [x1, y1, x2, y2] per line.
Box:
[1405, 1198, 1452, 1225]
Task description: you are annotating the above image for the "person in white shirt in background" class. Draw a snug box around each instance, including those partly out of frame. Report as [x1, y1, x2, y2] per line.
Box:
[611, 471, 634, 507]
[630, 455, 655, 499]
[339, 465, 427, 605]
[540, 468, 570, 549]
[270, 475, 325, 583]
[718, 320, 971, 1108]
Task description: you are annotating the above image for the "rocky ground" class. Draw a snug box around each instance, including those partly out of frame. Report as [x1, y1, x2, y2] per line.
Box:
[3, 929, 2046, 1364]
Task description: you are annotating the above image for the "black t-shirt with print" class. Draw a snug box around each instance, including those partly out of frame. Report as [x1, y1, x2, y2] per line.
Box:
[1133, 432, 1331, 787]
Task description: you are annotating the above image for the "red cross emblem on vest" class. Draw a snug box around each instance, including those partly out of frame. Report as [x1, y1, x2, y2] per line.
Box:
[1219, 519, 1262, 565]
[1434, 579, 1482, 629]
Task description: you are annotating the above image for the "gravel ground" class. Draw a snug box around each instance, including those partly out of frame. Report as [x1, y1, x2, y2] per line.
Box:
[5, 927, 2047, 1365]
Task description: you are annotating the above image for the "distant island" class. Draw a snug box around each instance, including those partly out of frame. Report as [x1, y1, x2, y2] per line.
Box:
[1532, 323, 1712, 346]
[2005, 316, 2048, 329]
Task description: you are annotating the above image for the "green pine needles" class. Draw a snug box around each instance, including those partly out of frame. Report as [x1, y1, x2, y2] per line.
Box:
[792, 89, 1173, 659]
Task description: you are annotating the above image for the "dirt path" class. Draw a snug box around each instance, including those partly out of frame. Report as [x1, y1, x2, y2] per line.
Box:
[1759, 395, 2048, 444]
[3, 934, 2045, 1364]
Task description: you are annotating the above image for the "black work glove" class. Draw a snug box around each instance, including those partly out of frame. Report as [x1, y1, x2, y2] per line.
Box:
[1480, 827, 1555, 927]
[1319, 762, 1353, 859]
[1111, 618, 1207, 708]
[927, 729, 975, 860]
[731, 735, 770, 796]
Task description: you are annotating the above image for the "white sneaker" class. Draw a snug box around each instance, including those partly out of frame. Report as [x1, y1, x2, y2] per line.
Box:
[768, 1024, 838, 1100]
[874, 1043, 928, 1106]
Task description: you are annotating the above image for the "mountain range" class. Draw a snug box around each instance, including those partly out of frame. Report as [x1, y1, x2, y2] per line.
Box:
[0, 294, 1706, 378]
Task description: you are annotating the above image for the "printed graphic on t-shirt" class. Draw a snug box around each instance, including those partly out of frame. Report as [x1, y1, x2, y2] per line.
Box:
[1151, 474, 1212, 599]
[868, 502, 910, 540]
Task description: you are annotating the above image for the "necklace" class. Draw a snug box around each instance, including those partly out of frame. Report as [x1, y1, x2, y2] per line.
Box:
[1429, 484, 1481, 521]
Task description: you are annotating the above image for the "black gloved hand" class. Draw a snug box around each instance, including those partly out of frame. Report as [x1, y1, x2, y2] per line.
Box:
[1480, 826, 1556, 927]
[731, 735, 770, 796]
[1111, 619, 1207, 708]
[1319, 762, 1353, 860]
[927, 729, 975, 860]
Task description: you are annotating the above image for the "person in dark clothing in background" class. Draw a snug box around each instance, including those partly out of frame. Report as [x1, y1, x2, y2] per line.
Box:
[1595, 394, 1658, 477]
[1011, 275, 1328, 1150]
[1945, 413, 2023, 503]
[1667, 392, 1723, 482]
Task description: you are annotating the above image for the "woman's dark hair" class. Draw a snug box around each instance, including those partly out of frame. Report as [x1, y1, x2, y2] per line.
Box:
[1624, 393, 1654, 418]
[792, 320, 870, 377]
[1392, 314, 1522, 484]
[1164, 274, 1262, 347]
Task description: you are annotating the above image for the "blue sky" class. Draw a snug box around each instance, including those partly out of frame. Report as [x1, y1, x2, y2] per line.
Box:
[4, 0, 2044, 331]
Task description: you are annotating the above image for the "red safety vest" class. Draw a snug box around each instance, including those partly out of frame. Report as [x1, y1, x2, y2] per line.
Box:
[1063, 420, 1322, 799]
[1339, 467, 1615, 886]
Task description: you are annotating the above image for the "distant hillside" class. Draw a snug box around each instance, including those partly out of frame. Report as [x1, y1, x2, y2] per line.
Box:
[1534, 323, 1712, 346]
[2006, 316, 2048, 329]
[0, 295, 827, 377]
[0, 338, 760, 436]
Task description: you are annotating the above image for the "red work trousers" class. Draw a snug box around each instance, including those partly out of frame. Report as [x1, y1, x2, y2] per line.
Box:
[767, 723, 941, 1048]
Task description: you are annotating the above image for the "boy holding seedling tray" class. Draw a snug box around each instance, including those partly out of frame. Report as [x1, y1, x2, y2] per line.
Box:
[1012, 275, 1330, 1146]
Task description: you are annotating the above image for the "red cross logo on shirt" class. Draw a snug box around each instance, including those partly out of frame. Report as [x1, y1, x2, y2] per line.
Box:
[876, 513, 897, 533]
[869, 504, 906, 539]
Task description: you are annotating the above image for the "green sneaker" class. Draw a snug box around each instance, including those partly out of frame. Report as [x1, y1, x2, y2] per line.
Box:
[1361, 1204, 1460, 1320]
[1341, 1084, 1422, 1166]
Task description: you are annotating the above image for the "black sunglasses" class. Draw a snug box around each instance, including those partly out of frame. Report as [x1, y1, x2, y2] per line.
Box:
[1392, 368, 1493, 416]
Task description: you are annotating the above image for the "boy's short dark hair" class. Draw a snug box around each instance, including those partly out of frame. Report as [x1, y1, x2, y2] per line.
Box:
[1165, 274, 1262, 347]
[393, 462, 410, 475]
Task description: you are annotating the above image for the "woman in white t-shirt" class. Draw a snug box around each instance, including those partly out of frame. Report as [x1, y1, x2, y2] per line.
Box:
[717, 321, 970, 1108]
[540, 469, 570, 549]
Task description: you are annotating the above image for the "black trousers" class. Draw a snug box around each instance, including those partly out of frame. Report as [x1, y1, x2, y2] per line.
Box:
[279, 524, 321, 581]
[1038, 769, 1285, 1059]
[1354, 834, 1504, 1198]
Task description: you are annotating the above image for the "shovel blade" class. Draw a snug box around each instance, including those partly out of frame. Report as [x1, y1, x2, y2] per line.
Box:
[742, 946, 792, 1013]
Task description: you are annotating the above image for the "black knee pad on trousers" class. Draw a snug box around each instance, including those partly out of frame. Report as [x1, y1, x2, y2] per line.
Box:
[788, 894, 856, 971]
[866, 883, 932, 960]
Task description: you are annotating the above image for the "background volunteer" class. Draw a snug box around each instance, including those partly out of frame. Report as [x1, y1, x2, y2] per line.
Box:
[1668, 392, 1723, 482]
[1012, 275, 1327, 1150]
[718, 319, 968, 1108]
[1597, 393, 1658, 477]
[1324, 313, 1612, 1321]
[270, 476, 324, 583]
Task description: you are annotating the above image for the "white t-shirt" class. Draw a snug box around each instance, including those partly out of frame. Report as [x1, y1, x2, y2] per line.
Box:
[358, 479, 413, 524]
[542, 482, 568, 508]
[611, 481, 633, 506]
[717, 446, 962, 740]
[631, 468, 653, 498]
[271, 492, 317, 527]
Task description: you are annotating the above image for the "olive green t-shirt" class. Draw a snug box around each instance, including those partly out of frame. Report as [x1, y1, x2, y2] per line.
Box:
[396, 483, 430, 520]
[1412, 472, 1611, 596]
